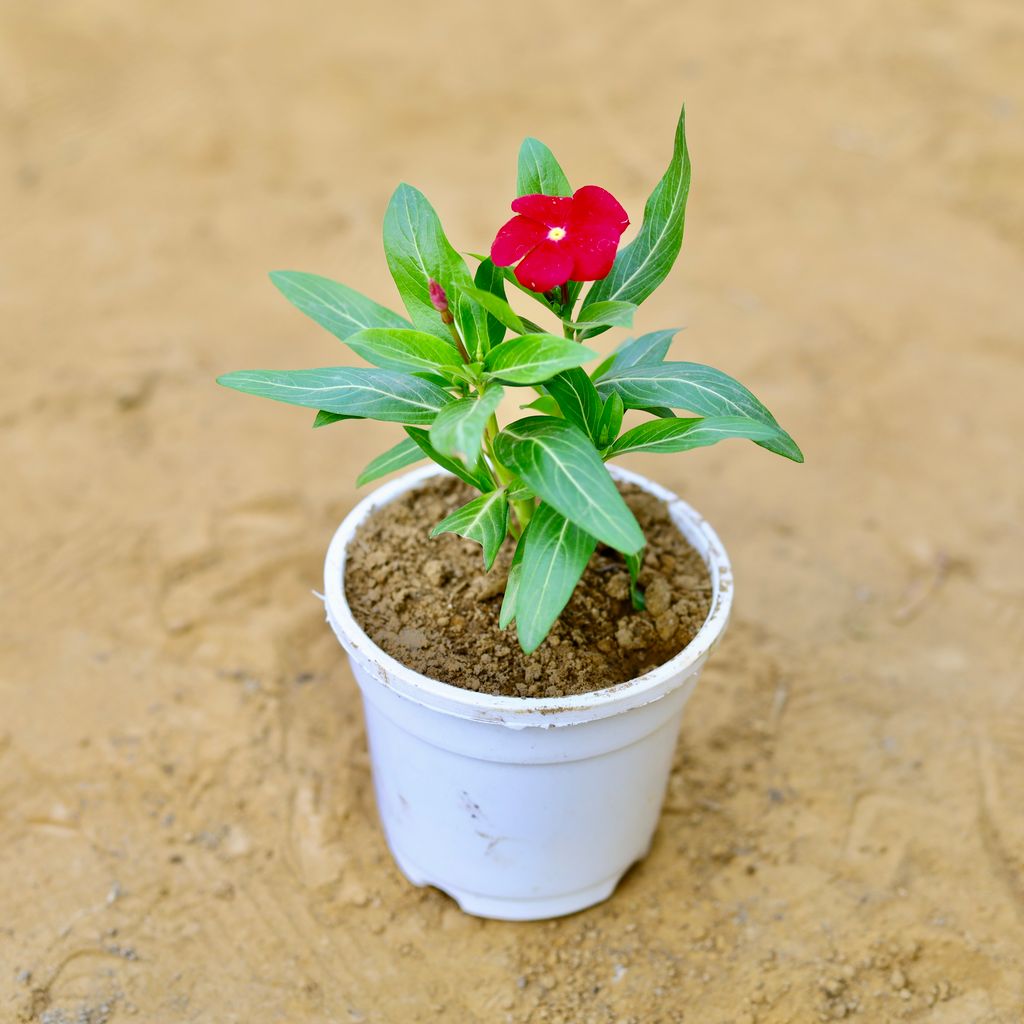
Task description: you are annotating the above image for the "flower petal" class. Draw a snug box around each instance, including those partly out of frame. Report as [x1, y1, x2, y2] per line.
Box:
[514, 240, 574, 293]
[491, 215, 547, 267]
[569, 185, 629, 236]
[510, 194, 573, 229]
[568, 226, 621, 281]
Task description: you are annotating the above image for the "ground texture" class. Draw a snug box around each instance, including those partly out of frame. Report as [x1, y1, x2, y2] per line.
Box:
[1, 1, 1022, 1021]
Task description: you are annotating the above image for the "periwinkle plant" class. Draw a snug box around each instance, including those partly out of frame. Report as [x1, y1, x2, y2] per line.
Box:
[218, 107, 803, 653]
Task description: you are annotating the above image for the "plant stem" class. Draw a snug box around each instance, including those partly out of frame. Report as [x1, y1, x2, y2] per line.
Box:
[560, 283, 576, 341]
[445, 319, 471, 362]
[484, 412, 534, 534]
[436, 310, 529, 538]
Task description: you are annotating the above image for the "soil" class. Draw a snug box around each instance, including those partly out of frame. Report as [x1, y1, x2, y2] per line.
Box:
[344, 476, 712, 697]
[3, 2, 1023, 1023]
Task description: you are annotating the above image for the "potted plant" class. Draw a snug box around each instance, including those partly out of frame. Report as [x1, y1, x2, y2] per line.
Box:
[218, 106, 802, 921]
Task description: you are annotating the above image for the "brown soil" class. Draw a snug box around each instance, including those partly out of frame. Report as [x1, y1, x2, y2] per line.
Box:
[3, 2, 1023, 1023]
[344, 476, 712, 697]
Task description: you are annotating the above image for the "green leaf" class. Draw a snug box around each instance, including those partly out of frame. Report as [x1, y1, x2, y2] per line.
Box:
[605, 415, 797, 460]
[580, 107, 691, 333]
[506, 478, 535, 501]
[429, 386, 505, 462]
[412, 370, 459, 389]
[270, 271, 411, 341]
[382, 184, 489, 357]
[461, 284, 525, 335]
[544, 368, 603, 439]
[500, 563, 521, 629]
[596, 392, 624, 448]
[431, 490, 509, 571]
[596, 329, 680, 379]
[516, 504, 597, 654]
[494, 417, 645, 554]
[312, 410, 359, 428]
[625, 549, 646, 611]
[499, 523, 530, 629]
[447, 363, 483, 385]
[566, 301, 636, 331]
[521, 395, 562, 417]
[518, 316, 547, 334]
[218, 367, 453, 425]
[484, 334, 597, 385]
[345, 328, 464, 374]
[589, 352, 618, 382]
[473, 259, 510, 350]
[356, 437, 426, 486]
[596, 361, 803, 461]
[404, 428, 495, 492]
[516, 138, 572, 198]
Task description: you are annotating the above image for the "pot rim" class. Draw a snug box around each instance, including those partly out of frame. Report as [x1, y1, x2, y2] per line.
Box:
[324, 463, 733, 727]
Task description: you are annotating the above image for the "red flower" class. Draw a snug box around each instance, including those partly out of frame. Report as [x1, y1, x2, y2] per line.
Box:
[490, 186, 629, 294]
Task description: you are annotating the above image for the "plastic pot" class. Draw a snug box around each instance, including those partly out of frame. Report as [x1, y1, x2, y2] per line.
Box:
[323, 464, 733, 921]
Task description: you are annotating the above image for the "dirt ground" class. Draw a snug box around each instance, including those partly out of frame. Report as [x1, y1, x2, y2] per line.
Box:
[2, 1, 1022, 1021]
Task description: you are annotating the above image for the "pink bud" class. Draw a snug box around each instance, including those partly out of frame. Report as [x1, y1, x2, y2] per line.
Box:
[428, 279, 448, 314]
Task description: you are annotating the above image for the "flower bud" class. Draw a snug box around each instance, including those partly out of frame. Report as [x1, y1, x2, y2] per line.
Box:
[428, 279, 448, 314]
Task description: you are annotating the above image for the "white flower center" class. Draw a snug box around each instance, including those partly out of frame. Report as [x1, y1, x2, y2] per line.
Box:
[547, 226, 567, 242]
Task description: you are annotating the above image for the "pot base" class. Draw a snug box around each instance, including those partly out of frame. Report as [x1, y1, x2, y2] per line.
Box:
[391, 846, 639, 921]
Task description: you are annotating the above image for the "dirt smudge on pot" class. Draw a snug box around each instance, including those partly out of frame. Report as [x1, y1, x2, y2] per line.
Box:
[344, 476, 713, 698]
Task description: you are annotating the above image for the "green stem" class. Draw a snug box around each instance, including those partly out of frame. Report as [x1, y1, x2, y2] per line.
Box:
[560, 283, 577, 341]
[484, 412, 534, 534]
[444, 314, 471, 363]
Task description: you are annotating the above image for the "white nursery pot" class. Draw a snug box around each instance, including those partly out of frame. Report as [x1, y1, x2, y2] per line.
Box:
[323, 464, 733, 921]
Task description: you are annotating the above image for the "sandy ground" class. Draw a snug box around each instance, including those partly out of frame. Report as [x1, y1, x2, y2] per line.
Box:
[2, 0, 1023, 1021]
